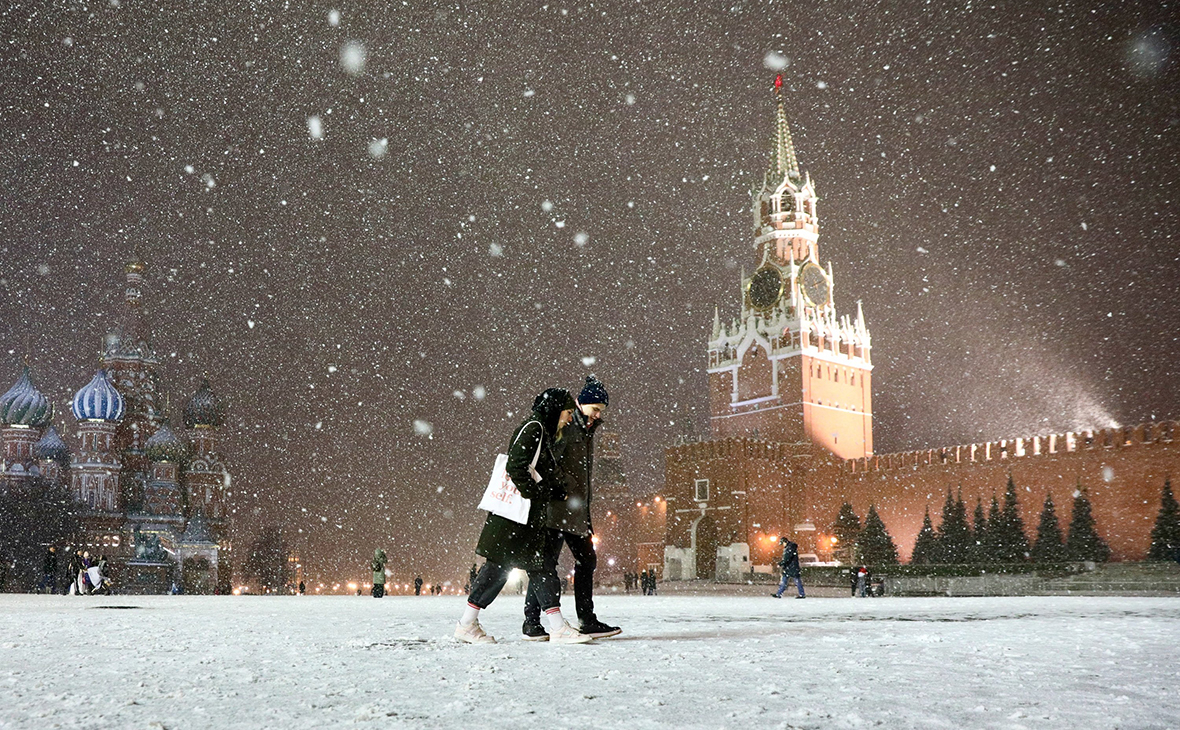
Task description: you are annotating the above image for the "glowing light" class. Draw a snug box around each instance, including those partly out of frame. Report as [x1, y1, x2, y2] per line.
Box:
[774, 74, 783, 89]
[830, 536, 839, 545]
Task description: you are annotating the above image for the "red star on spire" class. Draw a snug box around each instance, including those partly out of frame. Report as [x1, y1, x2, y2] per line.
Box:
[774, 74, 783, 89]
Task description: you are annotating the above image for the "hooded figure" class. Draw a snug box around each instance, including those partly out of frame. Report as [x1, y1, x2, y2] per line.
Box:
[371, 548, 388, 598]
[474, 387, 574, 570]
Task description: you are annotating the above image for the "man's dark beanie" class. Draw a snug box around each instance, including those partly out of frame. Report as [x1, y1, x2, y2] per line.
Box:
[578, 376, 609, 406]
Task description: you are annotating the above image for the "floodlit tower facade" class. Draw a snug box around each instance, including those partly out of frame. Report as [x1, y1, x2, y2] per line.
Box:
[707, 75, 873, 460]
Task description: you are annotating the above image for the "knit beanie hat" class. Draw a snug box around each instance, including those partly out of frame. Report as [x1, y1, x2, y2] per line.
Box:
[578, 376, 609, 406]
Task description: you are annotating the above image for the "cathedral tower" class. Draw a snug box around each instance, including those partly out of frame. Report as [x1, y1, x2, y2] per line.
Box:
[707, 76, 873, 460]
[101, 260, 164, 510]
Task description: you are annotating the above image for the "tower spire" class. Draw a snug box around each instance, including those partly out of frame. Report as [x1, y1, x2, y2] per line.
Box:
[773, 75, 800, 180]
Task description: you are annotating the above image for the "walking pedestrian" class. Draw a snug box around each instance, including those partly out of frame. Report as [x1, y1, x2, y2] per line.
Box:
[414, 575, 423, 595]
[522, 376, 621, 640]
[371, 548, 387, 598]
[772, 538, 806, 599]
[39, 546, 57, 594]
[455, 388, 593, 645]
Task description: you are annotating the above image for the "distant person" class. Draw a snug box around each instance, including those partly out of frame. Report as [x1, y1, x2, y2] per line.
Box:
[39, 546, 57, 594]
[855, 565, 870, 597]
[414, 576, 423, 596]
[371, 549, 388, 598]
[298, 580, 306, 595]
[523, 376, 620, 640]
[455, 388, 592, 644]
[772, 538, 805, 599]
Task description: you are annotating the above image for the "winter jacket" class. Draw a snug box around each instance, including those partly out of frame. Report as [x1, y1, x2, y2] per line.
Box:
[544, 407, 599, 536]
[476, 397, 568, 571]
[371, 548, 387, 585]
[780, 541, 801, 577]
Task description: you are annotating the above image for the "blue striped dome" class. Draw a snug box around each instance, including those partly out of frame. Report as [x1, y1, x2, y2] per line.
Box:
[0, 367, 52, 427]
[71, 370, 125, 422]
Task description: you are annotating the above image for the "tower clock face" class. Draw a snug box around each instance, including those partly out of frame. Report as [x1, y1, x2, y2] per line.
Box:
[799, 263, 830, 308]
[746, 265, 784, 311]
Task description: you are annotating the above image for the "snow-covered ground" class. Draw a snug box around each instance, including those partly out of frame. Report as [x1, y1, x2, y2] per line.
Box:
[1, 593, 1177, 729]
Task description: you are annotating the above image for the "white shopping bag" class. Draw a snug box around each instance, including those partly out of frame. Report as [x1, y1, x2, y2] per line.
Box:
[477, 421, 543, 525]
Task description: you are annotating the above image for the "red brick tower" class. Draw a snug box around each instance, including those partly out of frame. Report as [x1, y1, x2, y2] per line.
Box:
[101, 260, 164, 510]
[707, 75, 873, 460]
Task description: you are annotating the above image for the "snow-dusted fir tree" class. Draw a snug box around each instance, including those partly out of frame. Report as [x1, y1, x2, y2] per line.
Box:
[910, 507, 939, 565]
[995, 475, 1031, 562]
[831, 502, 862, 564]
[1030, 493, 1067, 563]
[1147, 478, 1180, 561]
[936, 488, 972, 564]
[857, 505, 899, 566]
[1066, 487, 1111, 563]
[983, 495, 1003, 563]
[971, 497, 988, 563]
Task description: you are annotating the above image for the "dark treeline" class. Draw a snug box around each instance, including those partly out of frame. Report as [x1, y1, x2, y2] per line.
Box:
[833, 476, 1180, 567]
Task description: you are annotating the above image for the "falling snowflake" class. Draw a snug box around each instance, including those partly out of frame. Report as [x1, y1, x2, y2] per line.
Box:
[573, 232, 589, 247]
[763, 51, 789, 70]
[308, 115, 324, 139]
[328, 8, 340, 26]
[472, 386, 487, 401]
[340, 41, 366, 75]
[368, 138, 388, 159]
[413, 420, 434, 438]
[581, 356, 597, 367]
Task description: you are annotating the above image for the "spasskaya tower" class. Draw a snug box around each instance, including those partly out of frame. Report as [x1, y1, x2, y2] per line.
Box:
[707, 75, 873, 459]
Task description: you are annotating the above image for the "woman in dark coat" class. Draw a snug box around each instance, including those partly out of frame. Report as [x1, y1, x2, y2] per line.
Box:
[456, 387, 592, 644]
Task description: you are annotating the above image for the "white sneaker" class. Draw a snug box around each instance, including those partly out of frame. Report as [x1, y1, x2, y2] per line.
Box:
[547, 621, 594, 644]
[454, 620, 496, 644]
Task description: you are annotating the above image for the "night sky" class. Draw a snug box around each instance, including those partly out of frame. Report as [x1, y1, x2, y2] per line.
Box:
[3, 1, 1177, 582]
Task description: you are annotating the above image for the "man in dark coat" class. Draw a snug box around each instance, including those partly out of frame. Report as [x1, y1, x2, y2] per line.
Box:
[40, 546, 58, 594]
[456, 388, 592, 645]
[522, 376, 621, 640]
[772, 538, 806, 598]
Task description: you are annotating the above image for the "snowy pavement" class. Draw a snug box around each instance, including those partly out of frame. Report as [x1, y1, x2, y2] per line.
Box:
[1, 593, 1177, 729]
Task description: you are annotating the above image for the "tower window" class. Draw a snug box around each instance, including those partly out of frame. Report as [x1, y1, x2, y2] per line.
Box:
[694, 479, 710, 502]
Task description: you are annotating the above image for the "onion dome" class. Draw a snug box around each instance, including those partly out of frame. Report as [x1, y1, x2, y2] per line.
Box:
[145, 424, 189, 463]
[184, 378, 223, 429]
[0, 367, 52, 427]
[71, 370, 125, 422]
[35, 425, 71, 463]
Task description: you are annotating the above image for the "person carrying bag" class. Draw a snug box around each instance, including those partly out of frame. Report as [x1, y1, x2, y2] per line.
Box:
[454, 387, 593, 645]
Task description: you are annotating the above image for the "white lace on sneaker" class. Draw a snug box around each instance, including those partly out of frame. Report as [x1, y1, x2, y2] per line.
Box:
[454, 620, 496, 644]
[547, 621, 593, 644]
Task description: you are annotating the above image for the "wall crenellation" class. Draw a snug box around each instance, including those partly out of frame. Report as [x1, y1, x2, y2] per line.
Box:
[846, 421, 1178, 474]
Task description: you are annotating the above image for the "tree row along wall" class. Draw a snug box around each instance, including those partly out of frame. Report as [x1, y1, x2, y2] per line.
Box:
[821, 423, 1180, 562]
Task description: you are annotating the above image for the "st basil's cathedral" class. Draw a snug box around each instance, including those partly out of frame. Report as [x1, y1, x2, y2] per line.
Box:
[0, 261, 231, 593]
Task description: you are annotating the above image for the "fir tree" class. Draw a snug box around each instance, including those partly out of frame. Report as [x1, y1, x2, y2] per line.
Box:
[971, 497, 988, 563]
[1066, 487, 1111, 563]
[910, 506, 939, 565]
[1030, 493, 1067, 563]
[831, 502, 862, 564]
[995, 474, 1030, 562]
[1147, 478, 1180, 562]
[937, 488, 972, 563]
[983, 495, 1003, 563]
[857, 504, 899, 566]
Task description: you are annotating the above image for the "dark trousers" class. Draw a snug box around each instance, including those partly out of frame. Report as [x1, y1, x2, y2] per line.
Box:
[371, 583, 385, 598]
[467, 560, 560, 611]
[523, 530, 597, 624]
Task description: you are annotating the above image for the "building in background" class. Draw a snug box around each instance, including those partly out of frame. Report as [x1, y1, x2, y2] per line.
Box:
[0, 261, 232, 593]
[662, 78, 1179, 579]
